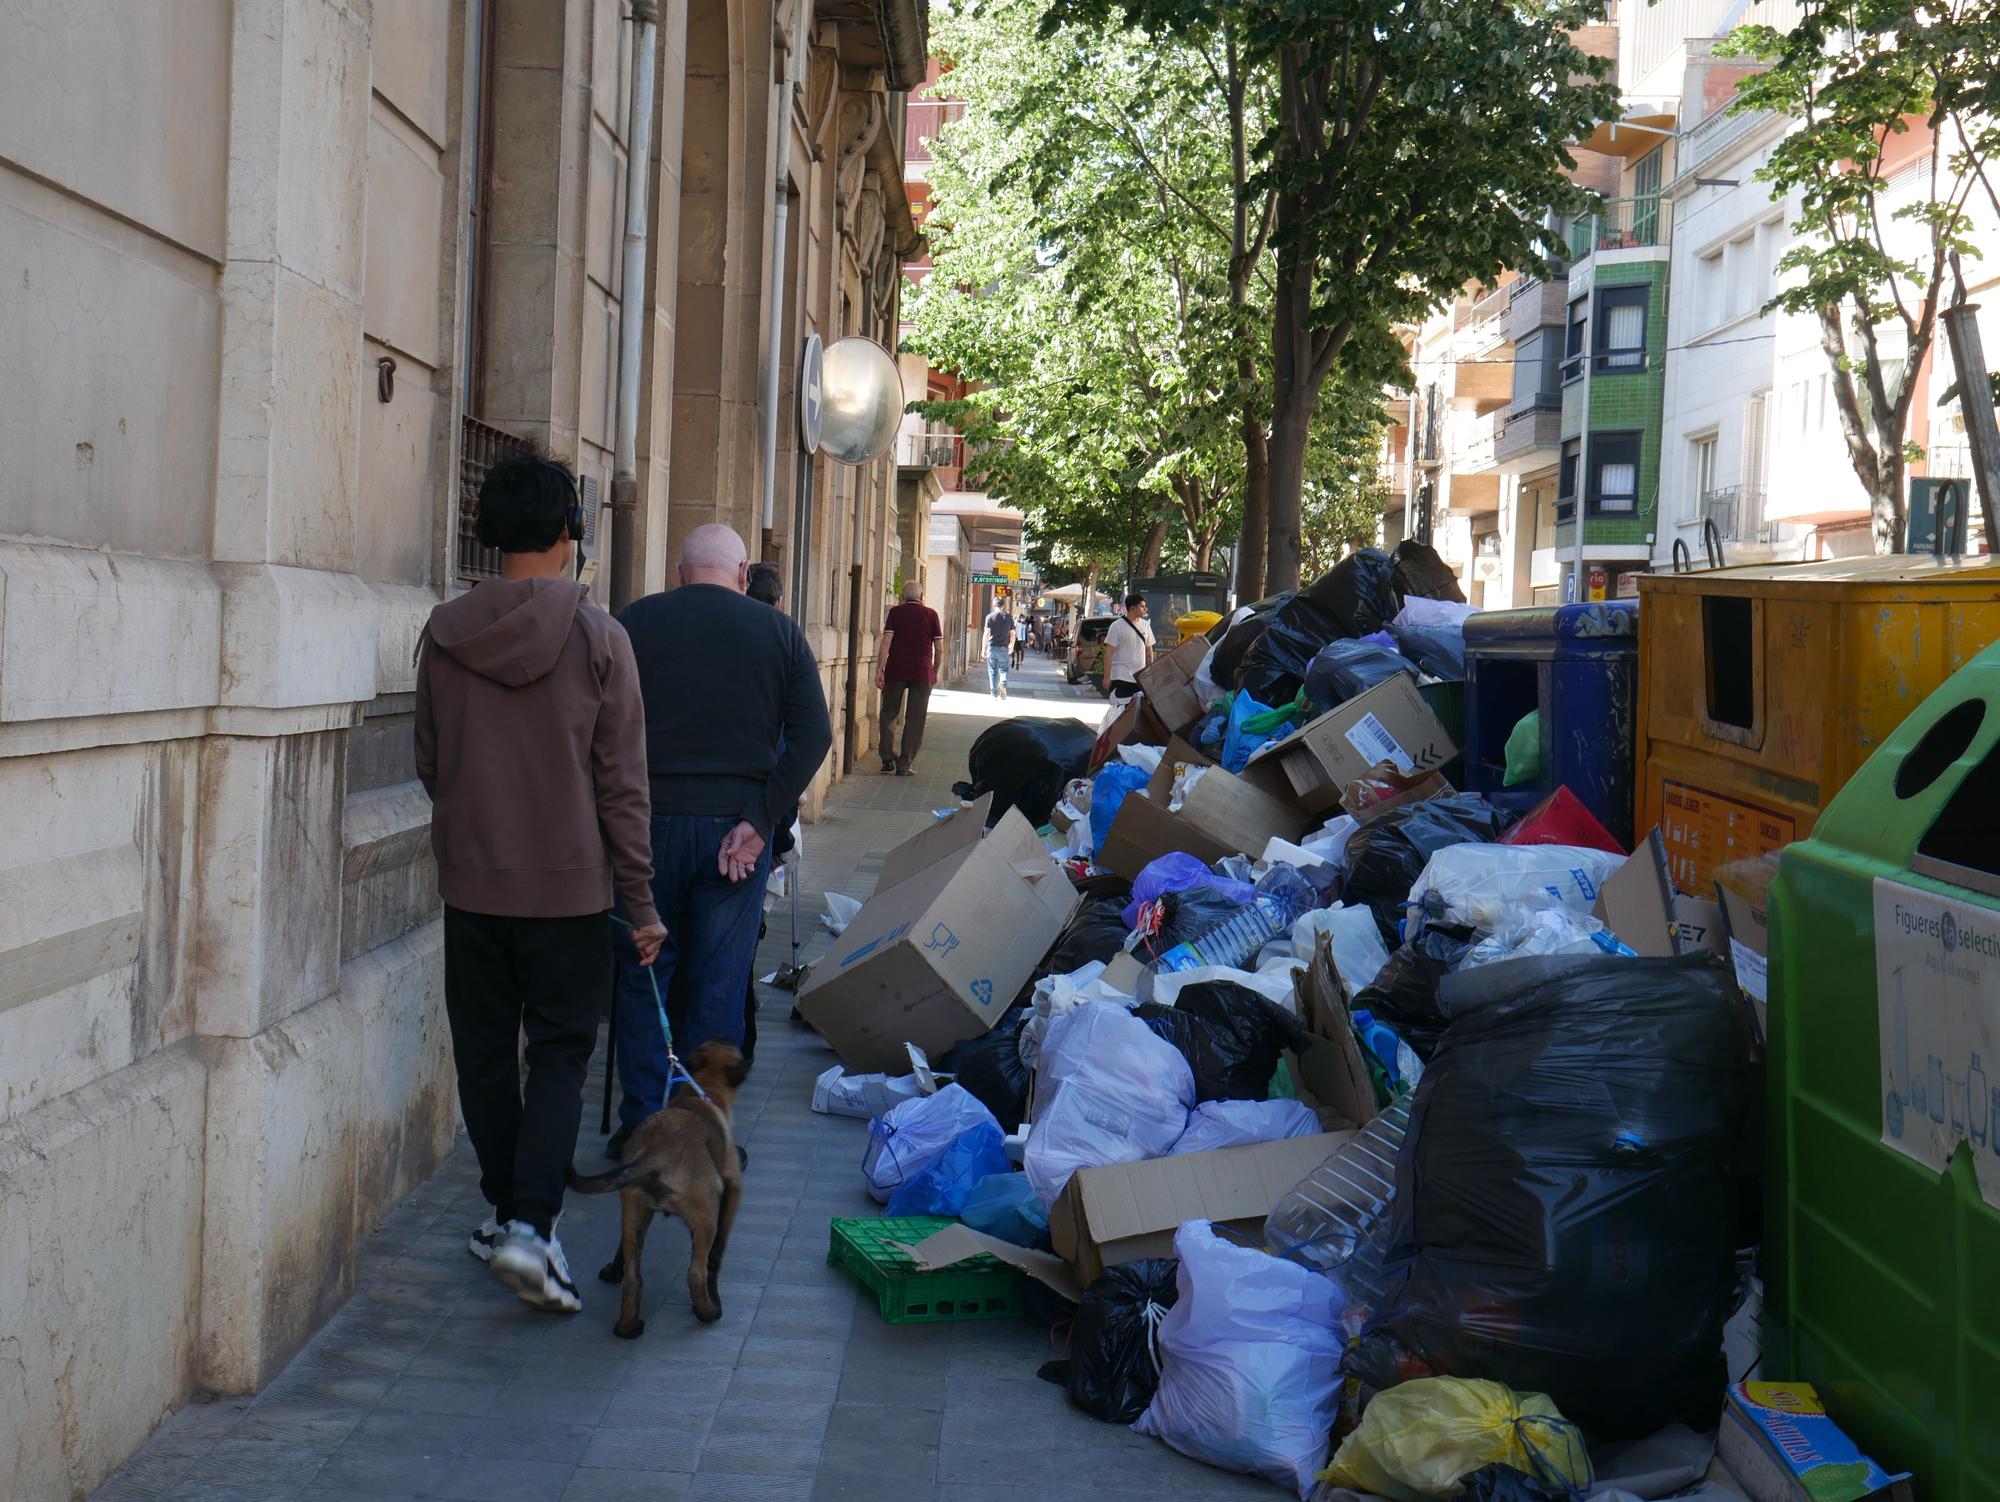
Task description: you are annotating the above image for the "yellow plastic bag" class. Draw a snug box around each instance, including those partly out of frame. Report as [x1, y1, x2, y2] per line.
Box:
[1319, 1377, 1591, 1501]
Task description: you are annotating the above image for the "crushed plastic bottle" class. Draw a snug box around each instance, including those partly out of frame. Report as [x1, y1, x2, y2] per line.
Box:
[1262, 1098, 1411, 1316]
[1150, 896, 1291, 973]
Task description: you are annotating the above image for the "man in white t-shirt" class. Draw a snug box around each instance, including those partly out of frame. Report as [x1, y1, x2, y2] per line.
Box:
[1101, 594, 1155, 697]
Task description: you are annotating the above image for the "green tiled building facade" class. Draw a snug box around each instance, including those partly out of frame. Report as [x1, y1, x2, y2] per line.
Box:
[1556, 257, 1669, 551]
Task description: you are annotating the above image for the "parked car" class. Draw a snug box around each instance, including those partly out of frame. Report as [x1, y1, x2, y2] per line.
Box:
[1065, 616, 1113, 688]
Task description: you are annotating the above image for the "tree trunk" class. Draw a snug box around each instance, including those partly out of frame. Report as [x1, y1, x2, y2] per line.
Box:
[1871, 446, 1907, 554]
[1266, 390, 1312, 592]
[1237, 409, 1269, 601]
[1135, 517, 1169, 579]
[1084, 561, 1100, 612]
[1193, 529, 1215, 571]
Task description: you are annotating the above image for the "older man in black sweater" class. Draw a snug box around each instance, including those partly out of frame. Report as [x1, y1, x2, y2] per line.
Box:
[607, 524, 832, 1154]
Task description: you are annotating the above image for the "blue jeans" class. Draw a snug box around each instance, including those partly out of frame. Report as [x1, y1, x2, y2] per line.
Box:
[613, 813, 771, 1128]
[987, 645, 1010, 694]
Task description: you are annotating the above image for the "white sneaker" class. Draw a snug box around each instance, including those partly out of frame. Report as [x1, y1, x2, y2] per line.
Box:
[488, 1221, 582, 1313]
[466, 1216, 504, 1263]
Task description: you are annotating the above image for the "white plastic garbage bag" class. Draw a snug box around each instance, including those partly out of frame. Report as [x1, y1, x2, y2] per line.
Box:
[1151, 956, 1303, 1013]
[1024, 1003, 1194, 1205]
[861, 1084, 998, 1204]
[1135, 1220, 1345, 1497]
[1116, 743, 1164, 776]
[1017, 961, 1138, 1070]
[1192, 637, 1225, 710]
[812, 1065, 925, 1120]
[1170, 1098, 1321, 1156]
[1407, 843, 1625, 934]
[1296, 813, 1360, 871]
[1391, 595, 1480, 632]
[821, 891, 863, 936]
[1288, 905, 1394, 997]
[1463, 905, 1632, 968]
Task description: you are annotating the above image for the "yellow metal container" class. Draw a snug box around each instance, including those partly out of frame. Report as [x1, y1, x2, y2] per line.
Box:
[1636, 556, 2000, 892]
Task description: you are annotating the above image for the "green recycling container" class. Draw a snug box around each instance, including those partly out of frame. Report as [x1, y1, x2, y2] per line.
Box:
[1767, 640, 2000, 1502]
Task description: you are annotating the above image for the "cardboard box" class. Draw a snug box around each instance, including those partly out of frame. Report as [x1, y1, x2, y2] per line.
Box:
[1091, 693, 1172, 767]
[797, 795, 1082, 1072]
[1594, 828, 1680, 958]
[1134, 634, 1213, 734]
[1245, 675, 1457, 816]
[1716, 854, 1777, 1035]
[1289, 932, 1384, 1131]
[1049, 1131, 1353, 1284]
[1718, 1382, 1912, 1502]
[1341, 764, 1453, 823]
[1096, 738, 1311, 881]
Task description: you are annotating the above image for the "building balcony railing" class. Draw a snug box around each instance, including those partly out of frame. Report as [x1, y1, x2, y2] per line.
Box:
[1567, 194, 1667, 259]
[897, 424, 964, 471]
[1700, 483, 1765, 542]
[1457, 283, 1511, 334]
[458, 414, 537, 584]
[1680, 106, 1774, 177]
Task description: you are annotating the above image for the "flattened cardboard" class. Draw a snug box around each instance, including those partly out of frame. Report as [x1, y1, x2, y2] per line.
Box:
[1594, 828, 1679, 958]
[894, 1223, 1083, 1304]
[1675, 895, 1725, 957]
[1134, 634, 1213, 734]
[1095, 737, 1309, 881]
[1245, 676, 1457, 815]
[1716, 854, 1778, 1033]
[1049, 1132, 1353, 1284]
[1341, 765, 1453, 823]
[797, 802, 1081, 1072]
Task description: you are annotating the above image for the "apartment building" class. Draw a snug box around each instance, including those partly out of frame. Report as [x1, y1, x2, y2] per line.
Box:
[0, 4, 929, 1496]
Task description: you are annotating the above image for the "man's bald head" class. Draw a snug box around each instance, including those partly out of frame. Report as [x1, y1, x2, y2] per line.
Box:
[678, 524, 750, 590]
[901, 580, 923, 602]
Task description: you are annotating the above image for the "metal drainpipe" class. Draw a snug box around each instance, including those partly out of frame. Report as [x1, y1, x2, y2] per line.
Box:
[610, 0, 661, 613]
[759, 5, 807, 551]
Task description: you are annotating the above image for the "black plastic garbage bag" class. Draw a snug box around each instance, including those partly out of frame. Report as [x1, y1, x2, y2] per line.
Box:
[1304, 638, 1421, 713]
[1342, 794, 1515, 946]
[1212, 595, 1290, 690]
[1240, 594, 1346, 706]
[1131, 886, 1247, 965]
[1038, 1258, 1181, 1423]
[1040, 895, 1132, 978]
[941, 1002, 1034, 1132]
[1390, 539, 1467, 604]
[1464, 1466, 1568, 1502]
[1137, 981, 1310, 1102]
[1347, 953, 1753, 1439]
[1389, 621, 1468, 681]
[953, 717, 1098, 828]
[1304, 548, 1400, 637]
[1350, 926, 1476, 1061]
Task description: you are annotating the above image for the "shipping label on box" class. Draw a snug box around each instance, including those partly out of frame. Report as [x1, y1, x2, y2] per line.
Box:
[1246, 676, 1456, 815]
[1873, 877, 2000, 1210]
[799, 797, 1080, 1073]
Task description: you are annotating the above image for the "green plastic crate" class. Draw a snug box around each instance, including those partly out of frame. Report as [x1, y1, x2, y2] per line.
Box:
[827, 1216, 1025, 1325]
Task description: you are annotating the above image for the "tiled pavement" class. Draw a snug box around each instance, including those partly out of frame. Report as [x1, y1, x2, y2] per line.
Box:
[95, 649, 1280, 1502]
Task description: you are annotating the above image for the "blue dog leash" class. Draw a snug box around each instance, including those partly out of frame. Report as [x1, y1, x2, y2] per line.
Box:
[610, 915, 709, 1103]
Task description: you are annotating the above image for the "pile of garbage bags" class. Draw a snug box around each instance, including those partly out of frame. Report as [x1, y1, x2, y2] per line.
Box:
[821, 550, 1764, 1502]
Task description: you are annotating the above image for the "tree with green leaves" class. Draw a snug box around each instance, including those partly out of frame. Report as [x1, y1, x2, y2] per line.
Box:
[1043, 0, 1615, 591]
[1726, 0, 1999, 551]
[908, 1, 1254, 584]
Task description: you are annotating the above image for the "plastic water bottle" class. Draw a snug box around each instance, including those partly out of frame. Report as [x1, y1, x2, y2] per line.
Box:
[1263, 1099, 1411, 1303]
[1151, 896, 1291, 973]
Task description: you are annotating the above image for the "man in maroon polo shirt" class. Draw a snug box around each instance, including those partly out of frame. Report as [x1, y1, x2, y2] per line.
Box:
[873, 580, 944, 776]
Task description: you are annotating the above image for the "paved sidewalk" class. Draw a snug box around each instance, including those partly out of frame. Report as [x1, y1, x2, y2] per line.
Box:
[94, 647, 1276, 1501]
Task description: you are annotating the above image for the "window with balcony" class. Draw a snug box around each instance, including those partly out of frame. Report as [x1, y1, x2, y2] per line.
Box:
[1587, 431, 1643, 514]
[1691, 434, 1718, 512]
[1595, 285, 1649, 372]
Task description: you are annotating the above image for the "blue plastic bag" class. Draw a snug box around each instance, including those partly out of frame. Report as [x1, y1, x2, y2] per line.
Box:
[1089, 763, 1152, 851]
[1122, 851, 1256, 928]
[884, 1121, 1012, 1217]
[1220, 693, 1294, 773]
[960, 1170, 1053, 1250]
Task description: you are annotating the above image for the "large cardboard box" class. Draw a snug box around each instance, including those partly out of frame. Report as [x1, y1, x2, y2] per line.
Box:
[1289, 932, 1384, 1131]
[1134, 634, 1213, 735]
[1096, 738, 1311, 881]
[797, 795, 1081, 1072]
[1049, 1132, 1353, 1284]
[1245, 675, 1457, 816]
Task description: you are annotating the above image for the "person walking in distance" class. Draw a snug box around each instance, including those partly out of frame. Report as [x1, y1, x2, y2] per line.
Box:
[1011, 613, 1027, 670]
[608, 524, 832, 1157]
[875, 580, 942, 776]
[984, 602, 1016, 699]
[415, 452, 666, 1314]
[1102, 592, 1156, 697]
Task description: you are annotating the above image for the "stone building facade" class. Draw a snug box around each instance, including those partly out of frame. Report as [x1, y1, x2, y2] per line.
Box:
[0, 2, 925, 1497]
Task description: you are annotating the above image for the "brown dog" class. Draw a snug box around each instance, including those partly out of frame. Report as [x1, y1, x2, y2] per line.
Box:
[565, 1041, 750, 1339]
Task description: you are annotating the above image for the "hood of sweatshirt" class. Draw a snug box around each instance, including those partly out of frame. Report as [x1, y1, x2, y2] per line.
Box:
[426, 577, 587, 687]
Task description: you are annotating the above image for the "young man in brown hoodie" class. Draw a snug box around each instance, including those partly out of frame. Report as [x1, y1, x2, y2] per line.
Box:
[415, 453, 667, 1314]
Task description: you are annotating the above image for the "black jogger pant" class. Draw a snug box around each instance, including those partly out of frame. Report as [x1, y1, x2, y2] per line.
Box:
[443, 906, 609, 1238]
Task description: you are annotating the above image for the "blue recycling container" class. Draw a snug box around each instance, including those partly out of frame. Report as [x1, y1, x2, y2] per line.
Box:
[1462, 599, 1640, 848]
